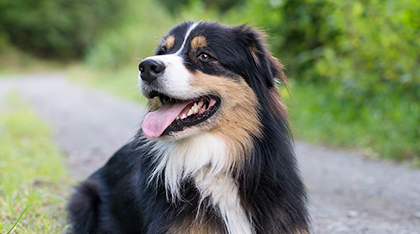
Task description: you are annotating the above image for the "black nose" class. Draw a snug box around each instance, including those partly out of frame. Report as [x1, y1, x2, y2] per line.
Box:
[139, 59, 165, 83]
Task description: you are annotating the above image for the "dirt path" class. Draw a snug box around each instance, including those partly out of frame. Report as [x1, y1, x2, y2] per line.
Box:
[1, 72, 419, 233]
[0, 72, 145, 177]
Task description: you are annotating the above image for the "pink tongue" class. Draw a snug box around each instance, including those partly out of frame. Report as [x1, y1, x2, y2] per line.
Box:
[142, 102, 190, 138]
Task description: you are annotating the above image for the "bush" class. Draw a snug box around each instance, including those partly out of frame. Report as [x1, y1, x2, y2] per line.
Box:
[0, 0, 127, 59]
[157, 0, 245, 14]
[77, 0, 420, 160]
[286, 80, 420, 161]
[225, 0, 420, 159]
[238, 0, 420, 100]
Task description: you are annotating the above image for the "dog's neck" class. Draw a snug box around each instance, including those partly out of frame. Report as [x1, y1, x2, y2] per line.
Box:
[148, 132, 254, 234]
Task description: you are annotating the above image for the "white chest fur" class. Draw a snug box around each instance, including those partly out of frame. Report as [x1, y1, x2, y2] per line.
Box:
[149, 133, 254, 234]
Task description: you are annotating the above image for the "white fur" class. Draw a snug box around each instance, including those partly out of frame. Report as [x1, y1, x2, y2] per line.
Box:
[139, 54, 192, 99]
[147, 133, 254, 234]
[138, 22, 199, 100]
[148, 133, 228, 198]
[194, 170, 254, 234]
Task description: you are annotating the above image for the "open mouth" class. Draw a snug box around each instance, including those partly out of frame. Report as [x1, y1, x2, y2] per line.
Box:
[142, 91, 220, 138]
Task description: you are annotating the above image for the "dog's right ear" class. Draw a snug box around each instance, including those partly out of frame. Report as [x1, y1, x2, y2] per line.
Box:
[235, 25, 290, 120]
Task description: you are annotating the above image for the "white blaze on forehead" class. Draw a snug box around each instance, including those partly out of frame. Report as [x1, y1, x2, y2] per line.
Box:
[175, 22, 200, 55]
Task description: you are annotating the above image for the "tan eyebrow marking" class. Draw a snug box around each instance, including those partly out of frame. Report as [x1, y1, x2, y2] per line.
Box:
[165, 35, 175, 50]
[190, 36, 208, 50]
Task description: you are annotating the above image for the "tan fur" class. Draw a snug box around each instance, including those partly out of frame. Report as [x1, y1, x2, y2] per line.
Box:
[248, 45, 261, 68]
[190, 36, 208, 51]
[189, 71, 262, 170]
[296, 228, 310, 234]
[165, 35, 175, 50]
[168, 211, 309, 234]
[168, 215, 225, 234]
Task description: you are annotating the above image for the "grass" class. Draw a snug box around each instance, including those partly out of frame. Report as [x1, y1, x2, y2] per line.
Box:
[0, 46, 65, 76]
[7, 204, 31, 234]
[0, 92, 72, 233]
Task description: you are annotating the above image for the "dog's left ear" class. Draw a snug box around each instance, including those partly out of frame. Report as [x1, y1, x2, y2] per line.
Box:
[236, 25, 288, 89]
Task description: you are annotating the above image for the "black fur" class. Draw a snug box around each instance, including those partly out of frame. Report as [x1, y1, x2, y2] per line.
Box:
[68, 21, 309, 234]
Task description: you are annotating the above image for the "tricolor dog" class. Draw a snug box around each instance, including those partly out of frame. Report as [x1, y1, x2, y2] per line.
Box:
[68, 21, 309, 234]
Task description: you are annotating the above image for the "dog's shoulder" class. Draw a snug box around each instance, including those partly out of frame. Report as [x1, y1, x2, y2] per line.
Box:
[101, 141, 140, 180]
[68, 141, 152, 234]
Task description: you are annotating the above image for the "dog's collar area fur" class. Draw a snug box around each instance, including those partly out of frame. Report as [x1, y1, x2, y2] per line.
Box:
[146, 133, 254, 234]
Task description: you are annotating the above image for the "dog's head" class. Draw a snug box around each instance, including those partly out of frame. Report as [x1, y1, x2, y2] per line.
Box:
[139, 21, 287, 141]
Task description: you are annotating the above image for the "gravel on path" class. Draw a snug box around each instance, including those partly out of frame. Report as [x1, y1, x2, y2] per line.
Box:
[298, 142, 420, 233]
[1, 72, 419, 233]
[0, 72, 145, 177]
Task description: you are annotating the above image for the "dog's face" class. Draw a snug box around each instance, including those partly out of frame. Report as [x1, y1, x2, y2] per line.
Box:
[139, 22, 283, 141]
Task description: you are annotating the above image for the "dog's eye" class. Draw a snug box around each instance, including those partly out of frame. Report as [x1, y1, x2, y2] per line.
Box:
[197, 52, 211, 61]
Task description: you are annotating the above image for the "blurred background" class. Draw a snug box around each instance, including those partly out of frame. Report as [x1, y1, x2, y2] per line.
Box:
[1, 0, 419, 162]
[0, 0, 419, 232]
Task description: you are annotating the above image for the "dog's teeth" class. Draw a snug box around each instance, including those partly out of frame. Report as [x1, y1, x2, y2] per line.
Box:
[198, 100, 204, 108]
[181, 100, 206, 120]
[176, 117, 180, 120]
[189, 102, 199, 115]
[187, 108, 194, 117]
[193, 103, 199, 113]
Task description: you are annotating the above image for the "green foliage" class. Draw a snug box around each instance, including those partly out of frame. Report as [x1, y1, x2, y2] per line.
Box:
[157, 0, 245, 14]
[84, 0, 176, 69]
[237, 0, 420, 99]
[286, 80, 420, 161]
[226, 0, 420, 160]
[71, 0, 420, 160]
[155, 0, 190, 15]
[0, 0, 127, 59]
[0, 93, 71, 233]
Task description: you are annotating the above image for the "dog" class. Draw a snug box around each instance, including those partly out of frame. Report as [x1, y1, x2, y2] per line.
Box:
[68, 21, 309, 234]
